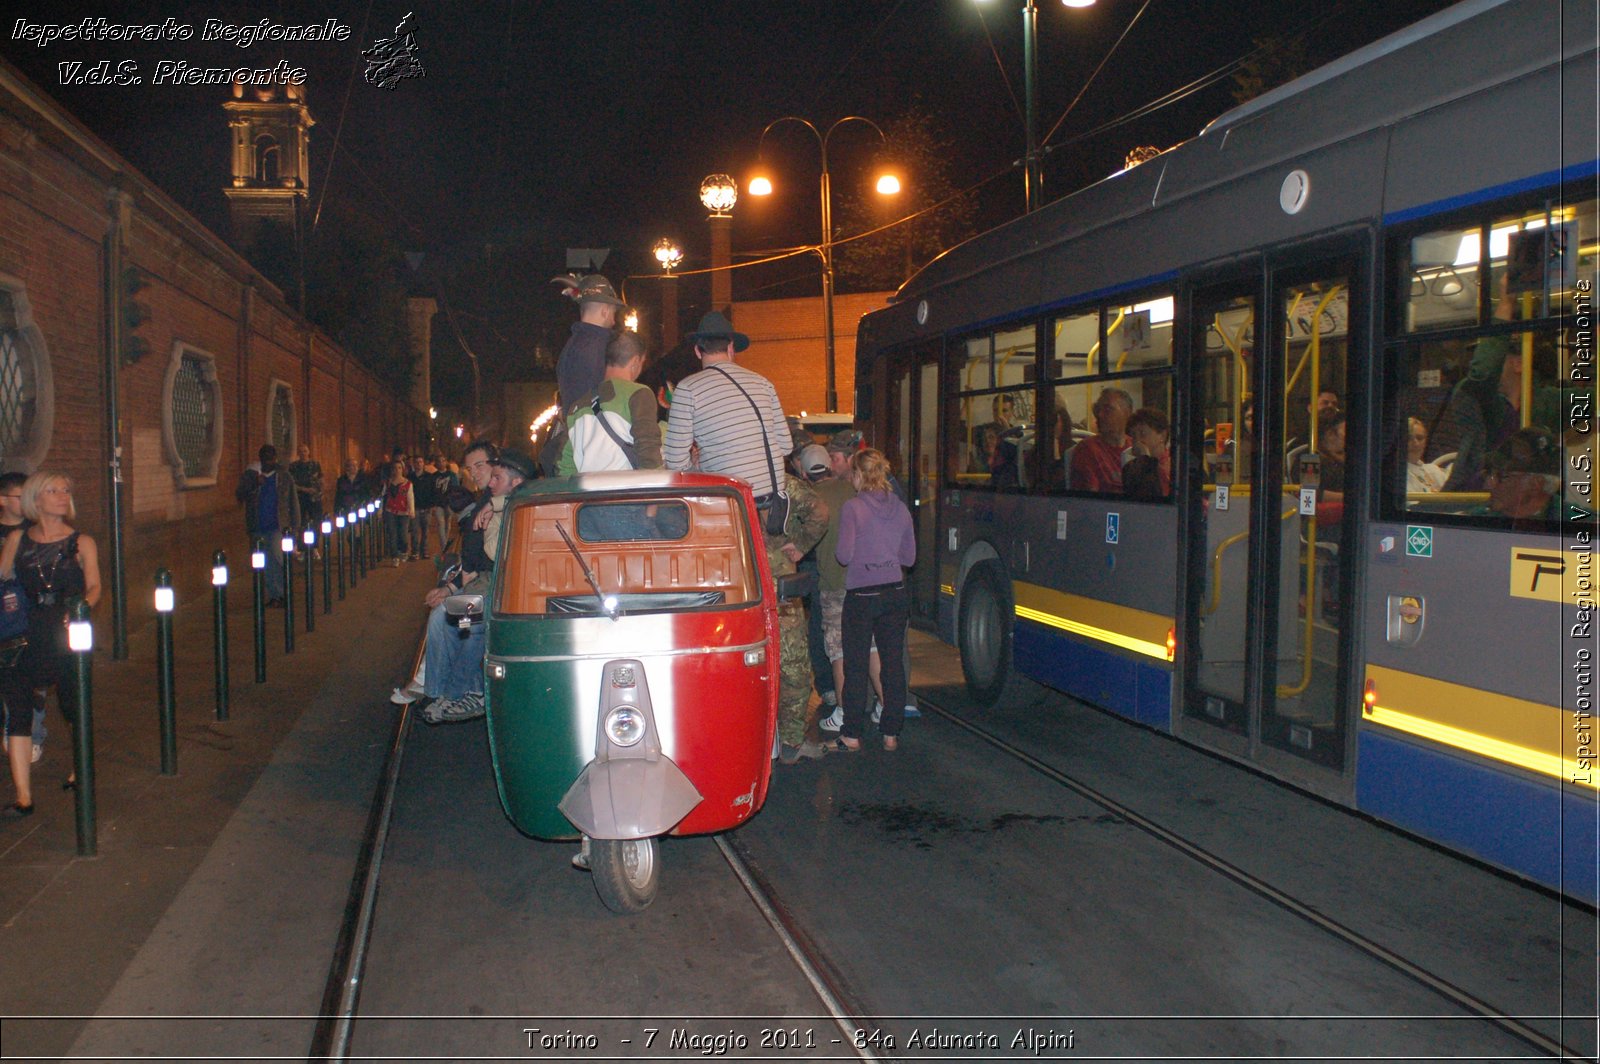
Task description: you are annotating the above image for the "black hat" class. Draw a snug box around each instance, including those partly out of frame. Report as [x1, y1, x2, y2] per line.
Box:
[687, 311, 749, 353]
[492, 448, 537, 481]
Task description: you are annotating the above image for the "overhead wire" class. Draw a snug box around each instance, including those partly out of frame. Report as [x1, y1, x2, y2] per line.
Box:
[975, 4, 1024, 125]
[1040, 0, 1154, 146]
[311, 0, 375, 235]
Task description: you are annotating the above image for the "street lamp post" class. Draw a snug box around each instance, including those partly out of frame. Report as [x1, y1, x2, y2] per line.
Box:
[979, 0, 1096, 213]
[699, 175, 738, 316]
[653, 238, 683, 349]
[748, 116, 898, 414]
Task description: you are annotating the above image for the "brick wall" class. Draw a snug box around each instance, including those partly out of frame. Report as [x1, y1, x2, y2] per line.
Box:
[0, 60, 425, 636]
[730, 291, 893, 415]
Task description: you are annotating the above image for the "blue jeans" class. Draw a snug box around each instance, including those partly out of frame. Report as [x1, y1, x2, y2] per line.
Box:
[258, 530, 286, 600]
[424, 602, 484, 701]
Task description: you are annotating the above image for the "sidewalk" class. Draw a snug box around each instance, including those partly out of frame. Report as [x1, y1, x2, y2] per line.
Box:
[0, 550, 435, 1061]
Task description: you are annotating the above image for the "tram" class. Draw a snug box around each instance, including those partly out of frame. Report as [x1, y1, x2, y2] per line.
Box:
[854, 0, 1599, 901]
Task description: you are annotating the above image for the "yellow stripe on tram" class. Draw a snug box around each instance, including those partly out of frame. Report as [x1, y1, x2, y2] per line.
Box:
[1011, 581, 1172, 661]
[1364, 664, 1598, 791]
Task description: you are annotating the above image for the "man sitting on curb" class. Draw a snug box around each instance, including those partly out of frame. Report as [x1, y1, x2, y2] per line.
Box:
[418, 448, 534, 724]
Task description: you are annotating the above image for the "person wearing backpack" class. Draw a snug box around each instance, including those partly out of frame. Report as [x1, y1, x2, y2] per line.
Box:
[556, 331, 661, 475]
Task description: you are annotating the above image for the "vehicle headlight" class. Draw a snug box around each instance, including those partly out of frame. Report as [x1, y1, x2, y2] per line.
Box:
[605, 706, 645, 747]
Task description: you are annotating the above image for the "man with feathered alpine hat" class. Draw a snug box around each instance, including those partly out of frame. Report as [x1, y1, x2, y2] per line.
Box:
[543, 273, 626, 474]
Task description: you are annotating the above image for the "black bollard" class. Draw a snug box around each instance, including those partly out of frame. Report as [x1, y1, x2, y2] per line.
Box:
[320, 519, 332, 614]
[154, 568, 177, 776]
[251, 538, 267, 683]
[335, 516, 346, 600]
[211, 550, 229, 721]
[282, 531, 296, 653]
[353, 508, 366, 581]
[302, 527, 316, 633]
[67, 599, 95, 856]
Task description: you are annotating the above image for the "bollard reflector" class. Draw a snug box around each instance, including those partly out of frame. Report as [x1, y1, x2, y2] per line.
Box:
[335, 516, 346, 529]
[252, 550, 266, 569]
[211, 565, 228, 586]
[302, 528, 316, 546]
[321, 519, 332, 535]
[68, 619, 93, 652]
[154, 587, 175, 613]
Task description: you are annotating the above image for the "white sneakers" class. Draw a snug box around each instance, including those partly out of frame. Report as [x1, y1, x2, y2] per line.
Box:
[820, 699, 914, 729]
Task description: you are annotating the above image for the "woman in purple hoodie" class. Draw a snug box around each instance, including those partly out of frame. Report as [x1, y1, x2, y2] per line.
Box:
[833, 448, 916, 752]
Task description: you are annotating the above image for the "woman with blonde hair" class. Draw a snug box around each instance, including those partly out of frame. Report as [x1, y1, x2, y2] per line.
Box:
[0, 472, 100, 815]
[833, 448, 916, 752]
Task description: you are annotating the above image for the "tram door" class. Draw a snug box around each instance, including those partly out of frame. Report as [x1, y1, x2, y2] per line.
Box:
[1183, 262, 1357, 776]
[886, 343, 942, 626]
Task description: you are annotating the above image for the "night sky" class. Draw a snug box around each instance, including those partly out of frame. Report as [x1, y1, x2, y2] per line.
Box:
[2, 0, 1458, 379]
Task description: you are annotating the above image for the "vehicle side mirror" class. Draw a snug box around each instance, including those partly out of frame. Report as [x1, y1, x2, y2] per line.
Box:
[444, 594, 484, 629]
[775, 572, 815, 600]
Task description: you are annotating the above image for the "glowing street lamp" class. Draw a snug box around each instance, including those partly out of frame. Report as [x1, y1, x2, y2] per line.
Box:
[652, 238, 684, 274]
[699, 174, 737, 216]
[748, 115, 901, 412]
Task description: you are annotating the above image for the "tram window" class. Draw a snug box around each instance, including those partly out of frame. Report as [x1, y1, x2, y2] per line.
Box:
[1107, 296, 1174, 371]
[1049, 376, 1172, 496]
[953, 388, 1033, 491]
[1403, 223, 1482, 332]
[995, 326, 1036, 388]
[1049, 311, 1099, 378]
[1386, 326, 1586, 525]
[1549, 198, 1599, 316]
[959, 335, 992, 392]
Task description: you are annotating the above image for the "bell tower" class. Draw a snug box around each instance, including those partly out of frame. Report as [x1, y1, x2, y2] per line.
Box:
[223, 80, 314, 249]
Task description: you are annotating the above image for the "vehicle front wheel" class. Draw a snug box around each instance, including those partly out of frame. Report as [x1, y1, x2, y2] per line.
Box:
[589, 837, 660, 913]
[958, 560, 1014, 706]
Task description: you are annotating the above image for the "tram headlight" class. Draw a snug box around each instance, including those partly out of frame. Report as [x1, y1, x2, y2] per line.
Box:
[604, 706, 645, 747]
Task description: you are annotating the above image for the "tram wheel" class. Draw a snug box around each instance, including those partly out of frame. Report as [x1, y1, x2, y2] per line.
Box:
[589, 837, 660, 913]
[959, 560, 1014, 706]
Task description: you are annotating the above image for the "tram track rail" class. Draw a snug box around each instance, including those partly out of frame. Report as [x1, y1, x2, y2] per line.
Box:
[914, 691, 1590, 1063]
[301, 688, 881, 1062]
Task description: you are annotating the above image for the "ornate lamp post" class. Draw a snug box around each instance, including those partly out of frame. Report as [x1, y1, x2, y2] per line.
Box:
[747, 116, 900, 413]
[653, 238, 684, 349]
[699, 175, 738, 315]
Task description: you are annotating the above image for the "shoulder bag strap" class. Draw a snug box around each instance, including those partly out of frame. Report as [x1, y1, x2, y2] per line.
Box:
[707, 365, 782, 498]
[590, 392, 639, 468]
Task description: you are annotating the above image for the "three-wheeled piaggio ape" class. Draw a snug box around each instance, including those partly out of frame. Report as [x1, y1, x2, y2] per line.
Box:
[446, 471, 790, 912]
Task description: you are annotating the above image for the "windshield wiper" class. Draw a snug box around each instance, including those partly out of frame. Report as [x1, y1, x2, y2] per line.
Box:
[554, 520, 620, 619]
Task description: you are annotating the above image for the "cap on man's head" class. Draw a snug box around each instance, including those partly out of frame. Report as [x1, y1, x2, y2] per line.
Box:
[826, 429, 863, 454]
[491, 449, 537, 481]
[551, 273, 625, 308]
[1488, 427, 1560, 478]
[798, 444, 831, 479]
[687, 311, 749, 354]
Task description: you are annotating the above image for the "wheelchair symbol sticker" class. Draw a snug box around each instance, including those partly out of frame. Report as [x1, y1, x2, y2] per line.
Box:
[1106, 512, 1120, 544]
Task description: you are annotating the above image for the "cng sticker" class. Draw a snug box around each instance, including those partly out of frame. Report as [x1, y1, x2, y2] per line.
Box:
[1105, 512, 1120, 545]
[1509, 548, 1595, 604]
[1405, 525, 1433, 558]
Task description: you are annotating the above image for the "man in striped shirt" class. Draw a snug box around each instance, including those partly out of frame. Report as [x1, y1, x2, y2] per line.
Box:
[662, 311, 790, 500]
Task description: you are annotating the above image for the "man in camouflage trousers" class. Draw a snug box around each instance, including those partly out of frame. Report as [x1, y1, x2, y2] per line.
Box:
[768, 472, 828, 763]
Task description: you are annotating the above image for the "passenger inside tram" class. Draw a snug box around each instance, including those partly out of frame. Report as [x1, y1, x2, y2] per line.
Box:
[1439, 280, 1572, 493]
[1405, 417, 1447, 493]
[1068, 387, 1134, 493]
[1473, 426, 1566, 527]
[1123, 407, 1171, 500]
